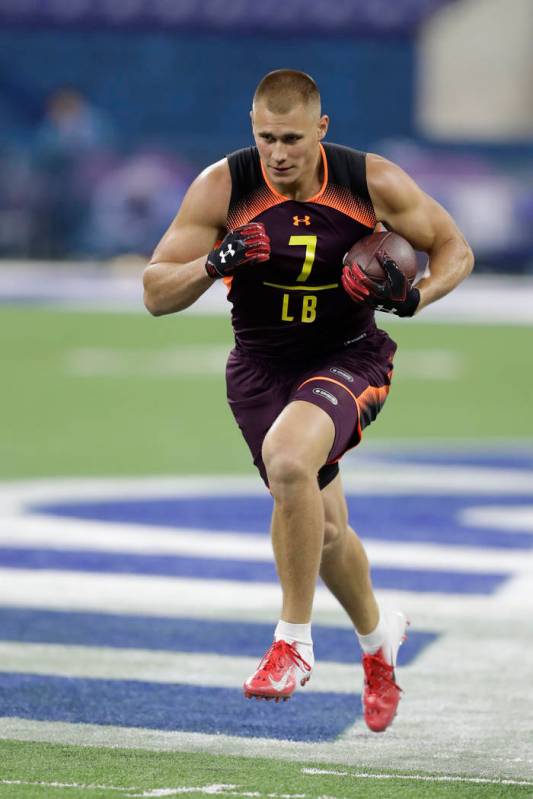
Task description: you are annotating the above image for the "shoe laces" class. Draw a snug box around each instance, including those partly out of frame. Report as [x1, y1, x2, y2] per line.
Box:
[362, 651, 401, 693]
[259, 640, 312, 675]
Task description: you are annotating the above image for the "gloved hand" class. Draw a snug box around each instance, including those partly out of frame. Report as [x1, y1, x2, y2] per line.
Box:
[205, 222, 270, 279]
[342, 251, 420, 317]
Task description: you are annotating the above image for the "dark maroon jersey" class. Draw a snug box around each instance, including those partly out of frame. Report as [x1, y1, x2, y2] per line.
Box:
[225, 142, 377, 360]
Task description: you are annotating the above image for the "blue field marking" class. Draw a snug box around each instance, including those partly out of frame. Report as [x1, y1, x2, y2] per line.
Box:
[31, 494, 533, 550]
[0, 547, 508, 594]
[0, 608, 437, 665]
[0, 672, 360, 742]
[359, 450, 533, 470]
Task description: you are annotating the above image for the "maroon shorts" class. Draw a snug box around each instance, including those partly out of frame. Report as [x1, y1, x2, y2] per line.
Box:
[226, 328, 396, 490]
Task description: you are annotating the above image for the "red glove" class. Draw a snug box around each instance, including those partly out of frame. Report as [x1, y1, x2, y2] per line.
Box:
[205, 223, 270, 279]
[342, 251, 420, 317]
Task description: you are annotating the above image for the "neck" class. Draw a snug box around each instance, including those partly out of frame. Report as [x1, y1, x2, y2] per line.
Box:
[270, 145, 323, 201]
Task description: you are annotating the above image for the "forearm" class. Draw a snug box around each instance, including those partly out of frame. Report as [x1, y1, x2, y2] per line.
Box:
[415, 236, 474, 313]
[143, 257, 213, 316]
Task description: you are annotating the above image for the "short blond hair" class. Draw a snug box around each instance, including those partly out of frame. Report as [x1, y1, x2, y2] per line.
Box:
[253, 69, 321, 115]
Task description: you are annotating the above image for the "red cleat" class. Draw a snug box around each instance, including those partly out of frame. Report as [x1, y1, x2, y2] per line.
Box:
[362, 611, 408, 732]
[243, 640, 312, 701]
[362, 649, 402, 732]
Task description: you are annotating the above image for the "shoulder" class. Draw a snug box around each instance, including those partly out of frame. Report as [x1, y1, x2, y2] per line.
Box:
[324, 142, 365, 159]
[192, 157, 232, 201]
[323, 142, 370, 201]
[149, 158, 231, 266]
[366, 153, 421, 217]
[226, 146, 262, 197]
[178, 157, 232, 228]
[227, 145, 259, 167]
[324, 142, 367, 173]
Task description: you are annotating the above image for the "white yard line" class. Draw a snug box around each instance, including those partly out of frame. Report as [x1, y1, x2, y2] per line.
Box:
[462, 505, 533, 532]
[1, 514, 532, 573]
[0, 469, 532, 781]
[301, 768, 533, 787]
[0, 782, 299, 798]
[64, 347, 466, 381]
[1, 467, 533, 512]
[2, 774, 533, 796]
[0, 569, 532, 625]
[65, 346, 229, 378]
[127, 787, 247, 797]
[0, 642, 364, 693]
[1, 717, 532, 783]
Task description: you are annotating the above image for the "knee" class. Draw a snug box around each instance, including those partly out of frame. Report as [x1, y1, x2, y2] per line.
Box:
[262, 439, 312, 493]
[264, 451, 310, 491]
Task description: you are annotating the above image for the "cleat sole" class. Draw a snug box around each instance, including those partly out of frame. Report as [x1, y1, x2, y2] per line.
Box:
[243, 691, 292, 702]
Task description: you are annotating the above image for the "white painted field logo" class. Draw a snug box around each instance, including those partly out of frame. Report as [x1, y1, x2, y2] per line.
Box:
[312, 387, 338, 405]
[330, 367, 354, 382]
[1, 451, 532, 779]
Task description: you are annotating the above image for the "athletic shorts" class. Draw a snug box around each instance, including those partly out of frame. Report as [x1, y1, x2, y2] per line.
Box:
[226, 327, 396, 490]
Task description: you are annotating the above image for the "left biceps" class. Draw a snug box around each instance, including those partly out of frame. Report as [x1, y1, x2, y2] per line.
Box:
[389, 190, 460, 256]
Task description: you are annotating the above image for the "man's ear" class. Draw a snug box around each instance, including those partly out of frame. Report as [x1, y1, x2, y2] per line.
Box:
[318, 114, 329, 140]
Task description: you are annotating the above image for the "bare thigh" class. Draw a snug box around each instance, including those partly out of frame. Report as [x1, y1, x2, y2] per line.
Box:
[262, 400, 335, 486]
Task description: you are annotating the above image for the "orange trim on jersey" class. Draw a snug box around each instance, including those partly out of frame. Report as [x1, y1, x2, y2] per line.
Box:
[259, 143, 328, 203]
[227, 186, 285, 230]
[297, 376, 359, 412]
[357, 382, 390, 415]
[223, 275, 233, 291]
[228, 145, 375, 229]
[316, 184, 376, 227]
[297, 375, 363, 449]
[297, 375, 392, 458]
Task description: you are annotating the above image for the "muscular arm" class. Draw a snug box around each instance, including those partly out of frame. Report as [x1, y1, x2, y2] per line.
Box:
[367, 154, 474, 312]
[143, 159, 230, 316]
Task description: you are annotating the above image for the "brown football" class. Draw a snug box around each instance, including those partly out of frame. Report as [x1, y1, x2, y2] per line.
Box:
[344, 231, 418, 285]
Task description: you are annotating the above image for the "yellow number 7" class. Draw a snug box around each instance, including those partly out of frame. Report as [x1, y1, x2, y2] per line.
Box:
[289, 235, 317, 282]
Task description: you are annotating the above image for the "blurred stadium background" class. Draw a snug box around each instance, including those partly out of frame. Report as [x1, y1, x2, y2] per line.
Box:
[0, 2, 532, 798]
[1, 0, 532, 268]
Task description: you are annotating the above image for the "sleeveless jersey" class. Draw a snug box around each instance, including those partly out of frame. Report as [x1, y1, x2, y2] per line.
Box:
[226, 142, 377, 360]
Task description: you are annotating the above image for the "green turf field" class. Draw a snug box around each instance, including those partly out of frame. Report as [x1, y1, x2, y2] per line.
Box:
[1, 308, 532, 479]
[1, 307, 532, 798]
[0, 741, 532, 798]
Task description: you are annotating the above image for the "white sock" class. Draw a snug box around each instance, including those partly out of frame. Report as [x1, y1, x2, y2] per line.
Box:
[356, 612, 391, 662]
[274, 620, 314, 669]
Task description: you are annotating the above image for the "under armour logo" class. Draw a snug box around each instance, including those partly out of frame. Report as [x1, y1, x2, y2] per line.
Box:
[293, 216, 311, 226]
[219, 245, 235, 264]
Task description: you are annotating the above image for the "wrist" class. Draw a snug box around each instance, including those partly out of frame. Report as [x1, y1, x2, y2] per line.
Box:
[375, 286, 420, 317]
[205, 253, 222, 279]
[398, 286, 420, 317]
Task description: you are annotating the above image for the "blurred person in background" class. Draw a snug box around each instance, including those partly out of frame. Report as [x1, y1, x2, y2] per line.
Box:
[82, 152, 194, 259]
[143, 69, 473, 733]
[32, 87, 116, 257]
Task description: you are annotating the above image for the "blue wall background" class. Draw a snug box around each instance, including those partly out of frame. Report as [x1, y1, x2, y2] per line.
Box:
[0, 30, 415, 164]
[0, 25, 530, 268]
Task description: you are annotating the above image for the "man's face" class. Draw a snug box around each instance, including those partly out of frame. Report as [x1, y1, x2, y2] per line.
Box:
[251, 100, 328, 188]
